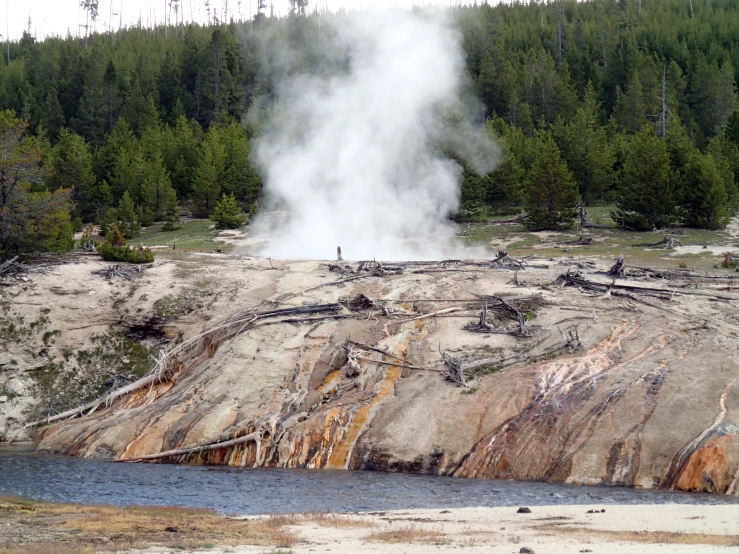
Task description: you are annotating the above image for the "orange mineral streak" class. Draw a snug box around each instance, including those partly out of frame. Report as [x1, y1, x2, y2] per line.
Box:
[456, 322, 673, 481]
[297, 320, 428, 470]
[676, 434, 739, 492]
[117, 378, 177, 410]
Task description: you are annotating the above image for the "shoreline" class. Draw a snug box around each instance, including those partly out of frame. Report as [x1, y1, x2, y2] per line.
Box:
[1, 499, 739, 553]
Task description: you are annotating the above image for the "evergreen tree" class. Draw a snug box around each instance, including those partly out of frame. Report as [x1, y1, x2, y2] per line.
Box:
[114, 190, 140, 238]
[192, 127, 224, 217]
[211, 193, 246, 229]
[683, 152, 729, 229]
[46, 128, 100, 221]
[524, 132, 579, 231]
[614, 70, 646, 134]
[0, 110, 74, 255]
[555, 83, 614, 204]
[616, 125, 676, 231]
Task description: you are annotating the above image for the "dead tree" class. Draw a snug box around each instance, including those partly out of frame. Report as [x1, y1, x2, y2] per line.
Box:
[636, 236, 684, 248]
[608, 254, 625, 278]
[440, 350, 467, 387]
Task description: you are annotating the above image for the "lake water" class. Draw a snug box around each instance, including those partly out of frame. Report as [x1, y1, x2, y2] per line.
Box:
[1, 447, 737, 515]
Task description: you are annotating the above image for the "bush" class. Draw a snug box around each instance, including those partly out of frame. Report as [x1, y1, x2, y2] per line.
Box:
[97, 242, 155, 263]
[211, 193, 247, 229]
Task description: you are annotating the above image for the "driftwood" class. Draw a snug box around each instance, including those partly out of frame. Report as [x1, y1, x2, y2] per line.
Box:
[440, 350, 467, 387]
[0, 256, 29, 283]
[635, 235, 684, 248]
[120, 425, 271, 464]
[341, 293, 376, 311]
[460, 324, 584, 378]
[490, 249, 526, 269]
[722, 252, 739, 268]
[608, 254, 625, 278]
[92, 264, 148, 281]
[563, 236, 594, 246]
[19, 302, 346, 434]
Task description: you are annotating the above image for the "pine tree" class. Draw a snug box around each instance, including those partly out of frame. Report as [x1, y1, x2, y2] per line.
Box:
[556, 83, 614, 204]
[683, 152, 729, 229]
[726, 110, 739, 146]
[114, 190, 140, 238]
[614, 70, 646, 134]
[42, 89, 66, 140]
[0, 110, 74, 255]
[524, 132, 579, 231]
[616, 125, 676, 231]
[211, 193, 246, 229]
[95, 118, 136, 193]
[46, 128, 99, 221]
[192, 128, 224, 217]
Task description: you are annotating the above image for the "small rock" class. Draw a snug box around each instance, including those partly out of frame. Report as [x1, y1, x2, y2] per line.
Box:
[520, 548, 535, 554]
[587, 509, 595, 513]
[439, 510, 451, 514]
[0, 396, 6, 403]
[580, 550, 593, 553]
[517, 507, 532, 514]
[164, 526, 179, 533]
[601, 508, 606, 513]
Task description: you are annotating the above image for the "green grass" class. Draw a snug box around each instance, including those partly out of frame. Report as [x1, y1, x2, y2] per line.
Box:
[457, 205, 736, 271]
[137, 219, 234, 252]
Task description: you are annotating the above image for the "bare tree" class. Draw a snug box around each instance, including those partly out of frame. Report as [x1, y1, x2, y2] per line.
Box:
[556, 0, 564, 70]
[80, 0, 99, 48]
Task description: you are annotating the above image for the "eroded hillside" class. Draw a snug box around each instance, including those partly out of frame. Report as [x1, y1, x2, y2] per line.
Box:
[5, 243, 739, 495]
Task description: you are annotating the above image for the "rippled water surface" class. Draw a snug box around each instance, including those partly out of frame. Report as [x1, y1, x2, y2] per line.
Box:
[1, 447, 737, 515]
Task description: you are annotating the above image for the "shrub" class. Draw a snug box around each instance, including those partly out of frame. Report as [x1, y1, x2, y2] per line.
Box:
[97, 242, 155, 264]
[211, 193, 247, 229]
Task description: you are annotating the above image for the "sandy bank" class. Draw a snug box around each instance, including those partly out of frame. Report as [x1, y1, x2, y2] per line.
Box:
[107, 504, 739, 554]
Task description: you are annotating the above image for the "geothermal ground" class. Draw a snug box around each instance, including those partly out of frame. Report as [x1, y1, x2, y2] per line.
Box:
[2, 216, 739, 497]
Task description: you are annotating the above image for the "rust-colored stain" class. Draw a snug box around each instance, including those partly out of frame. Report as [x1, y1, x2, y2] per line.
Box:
[676, 435, 739, 492]
[455, 323, 673, 481]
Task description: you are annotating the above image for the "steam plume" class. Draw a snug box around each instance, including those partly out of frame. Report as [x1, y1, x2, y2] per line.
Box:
[250, 10, 498, 260]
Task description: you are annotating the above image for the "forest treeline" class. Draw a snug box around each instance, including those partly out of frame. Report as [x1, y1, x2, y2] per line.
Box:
[2, 0, 739, 255]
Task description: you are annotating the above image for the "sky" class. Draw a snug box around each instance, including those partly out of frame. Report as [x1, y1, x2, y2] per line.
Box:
[1, 0, 493, 41]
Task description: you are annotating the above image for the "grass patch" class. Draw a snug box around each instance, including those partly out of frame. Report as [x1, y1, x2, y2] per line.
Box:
[0, 496, 298, 553]
[542, 524, 739, 547]
[366, 525, 447, 543]
[138, 219, 233, 252]
[301, 512, 376, 529]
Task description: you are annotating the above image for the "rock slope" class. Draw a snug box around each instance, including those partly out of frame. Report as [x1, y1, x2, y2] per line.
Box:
[18, 255, 739, 494]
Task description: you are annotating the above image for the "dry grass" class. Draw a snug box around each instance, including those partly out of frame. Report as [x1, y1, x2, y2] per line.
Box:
[0, 542, 98, 554]
[0, 495, 297, 553]
[301, 512, 376, 529]
[603, 529, 739, 546]
[366, 524, 448, 544]
[541, 524, 739, 547]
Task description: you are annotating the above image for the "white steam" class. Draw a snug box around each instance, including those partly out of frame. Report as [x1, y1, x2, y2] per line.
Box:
[251, 10, 498, 260]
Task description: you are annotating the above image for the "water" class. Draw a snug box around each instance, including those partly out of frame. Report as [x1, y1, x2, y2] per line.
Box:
[1, 447, 737, 515]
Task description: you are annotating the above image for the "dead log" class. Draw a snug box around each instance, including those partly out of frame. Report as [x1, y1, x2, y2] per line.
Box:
[562, 236, 593, 246]
[440, 350, 467, 387]
[490, 249, 526, 269]
[635, 235, 684, 248]
[92, 264, 147, 281]
[120, 427, 268, 464]
[608, 254, 625, 278]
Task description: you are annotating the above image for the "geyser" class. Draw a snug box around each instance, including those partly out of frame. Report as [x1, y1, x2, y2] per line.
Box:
[251, 10, 498, 260]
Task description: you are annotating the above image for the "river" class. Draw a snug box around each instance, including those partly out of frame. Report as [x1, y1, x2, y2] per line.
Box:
[1, 446, 737, 515]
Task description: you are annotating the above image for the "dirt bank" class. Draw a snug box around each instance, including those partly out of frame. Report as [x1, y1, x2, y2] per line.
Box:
[1, 236, 735, 496]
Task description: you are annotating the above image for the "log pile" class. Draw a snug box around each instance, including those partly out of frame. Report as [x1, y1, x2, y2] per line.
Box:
[0, 256, 29, 285]
[92, 264, 148, 281]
